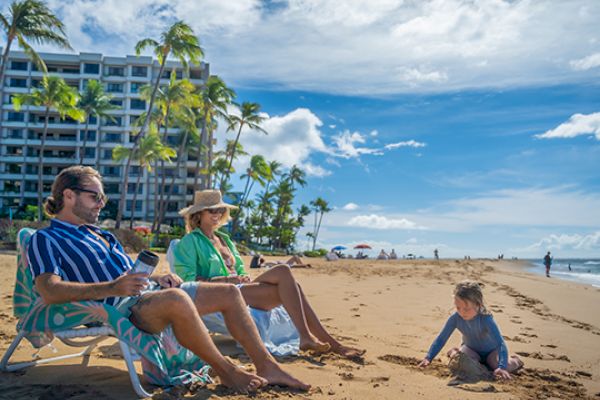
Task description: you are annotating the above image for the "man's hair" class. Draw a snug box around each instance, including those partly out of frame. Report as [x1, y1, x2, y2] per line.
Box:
[44, 166, 102, 217]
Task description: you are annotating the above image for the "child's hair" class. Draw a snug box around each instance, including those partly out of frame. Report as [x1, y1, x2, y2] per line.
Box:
[454, 280, 490, 315]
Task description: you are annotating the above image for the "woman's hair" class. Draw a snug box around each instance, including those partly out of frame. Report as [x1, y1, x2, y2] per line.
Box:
[44, 166, 102, 217]
[454, 280, 489, 315]
[184, 208, 231, 233]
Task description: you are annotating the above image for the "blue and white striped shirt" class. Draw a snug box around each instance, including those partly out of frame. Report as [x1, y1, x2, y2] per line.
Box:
[28, 219, 134, 305]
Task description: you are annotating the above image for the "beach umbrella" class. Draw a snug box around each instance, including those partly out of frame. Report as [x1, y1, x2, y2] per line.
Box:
[353, 244, 372, 249]
[331, 245, 347, 251]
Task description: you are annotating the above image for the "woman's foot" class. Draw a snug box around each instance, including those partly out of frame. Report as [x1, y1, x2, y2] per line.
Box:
[300, 337, 331, 354]
[330, 343, 366, 359]
[218, 363, 267, 394]
[256, 362, 311, 391]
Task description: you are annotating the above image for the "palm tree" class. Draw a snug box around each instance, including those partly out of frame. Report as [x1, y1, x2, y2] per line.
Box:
[309, 197, 331, 251]
[285, 164, 307, 191]
[77, 80, 118, 165]
[196, 76, 235, 189]
[219, 102, 267, 192]
[116, 20, 203, 229]
[113, 131, 176, 229]
[12, 75, 83, 221]
[231, 154, 271, 236]
[0, 0, 71, 138]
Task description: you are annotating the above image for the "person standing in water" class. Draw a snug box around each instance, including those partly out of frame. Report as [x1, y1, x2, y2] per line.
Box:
[543, 251, 552, 278]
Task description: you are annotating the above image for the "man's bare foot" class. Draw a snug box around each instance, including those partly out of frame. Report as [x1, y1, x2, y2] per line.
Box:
[256, 363, 311, 391]
[300, 337, 331, 354]
[218, 364, 267, 394]
[331, 343, 366, 359]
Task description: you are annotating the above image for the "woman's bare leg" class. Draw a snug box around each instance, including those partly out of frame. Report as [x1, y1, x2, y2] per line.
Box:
[244, 265, 329, 353]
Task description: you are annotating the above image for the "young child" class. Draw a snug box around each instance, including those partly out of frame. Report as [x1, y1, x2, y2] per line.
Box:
[418, 280, 523, 380]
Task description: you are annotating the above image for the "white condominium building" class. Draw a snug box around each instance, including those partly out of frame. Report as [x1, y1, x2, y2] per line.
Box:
[0, 50, 209, 224]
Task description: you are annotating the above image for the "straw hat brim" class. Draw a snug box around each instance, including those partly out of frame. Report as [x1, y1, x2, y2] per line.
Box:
[178, 202, 237, 217]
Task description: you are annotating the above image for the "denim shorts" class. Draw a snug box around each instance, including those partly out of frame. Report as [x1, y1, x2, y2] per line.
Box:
[115, 281, 199, 318]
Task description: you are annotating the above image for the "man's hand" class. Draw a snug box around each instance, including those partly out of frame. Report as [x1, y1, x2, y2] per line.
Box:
[156, 273, 183, 288]
[418, 358, 430, 368]
[112, 273, 150, 296]
[493, 368, 511, 380]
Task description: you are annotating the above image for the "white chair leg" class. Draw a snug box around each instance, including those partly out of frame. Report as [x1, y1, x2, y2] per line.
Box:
[118, 340, 152, 398]
[0, 331, 26, 371]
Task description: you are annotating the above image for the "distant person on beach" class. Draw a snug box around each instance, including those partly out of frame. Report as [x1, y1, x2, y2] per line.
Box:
[568, 263, 571, 271]
[377, 249, 389, 260]
[544, 251, 552, 277]
[27, 166, 308, 393]
[173, 190, 365, 359]
[389, 249, 398, 259]
[250, 254, 312, 269]
[418, 280, 523, 380]
[434, 249, 439, 260]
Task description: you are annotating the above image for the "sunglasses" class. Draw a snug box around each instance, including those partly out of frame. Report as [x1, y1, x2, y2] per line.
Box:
[207, 207, 226, 215]
[72, 187, 108, 204]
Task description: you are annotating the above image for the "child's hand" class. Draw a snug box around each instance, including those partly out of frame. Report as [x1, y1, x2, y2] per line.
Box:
[418, 358, 430, 368]
[494, 368, 511, 380]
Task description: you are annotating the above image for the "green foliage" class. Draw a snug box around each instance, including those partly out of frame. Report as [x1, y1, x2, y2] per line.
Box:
[110, 229, 148, 253]
[303, 249, 328, 257]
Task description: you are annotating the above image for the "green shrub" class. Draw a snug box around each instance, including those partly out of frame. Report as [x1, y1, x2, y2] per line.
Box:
[303, 248, 328, 257]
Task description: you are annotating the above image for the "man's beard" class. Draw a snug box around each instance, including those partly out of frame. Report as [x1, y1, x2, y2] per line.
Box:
[72, 199, 99, 224]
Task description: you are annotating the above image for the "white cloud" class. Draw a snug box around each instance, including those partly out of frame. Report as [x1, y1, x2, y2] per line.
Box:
[328, 130, 384, 159]
[347, 214, 425, 230]
[526, 231, 600, 251]
[385, 140, 427, 149]
[569, 53, 600, 70]
[34, 0, 600, 95]
[342, 202, 359, 211]
[536, 112, 600, 140]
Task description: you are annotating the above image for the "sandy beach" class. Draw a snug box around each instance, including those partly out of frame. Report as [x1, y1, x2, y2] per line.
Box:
[0, 253, 599, 399]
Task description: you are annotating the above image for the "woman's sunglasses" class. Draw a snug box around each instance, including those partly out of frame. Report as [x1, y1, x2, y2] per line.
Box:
[207, 207, 226, 215]
[72, 187, 108, 204]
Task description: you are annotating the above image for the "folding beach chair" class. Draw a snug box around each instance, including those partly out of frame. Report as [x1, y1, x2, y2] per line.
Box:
[1, 229, 211, 398]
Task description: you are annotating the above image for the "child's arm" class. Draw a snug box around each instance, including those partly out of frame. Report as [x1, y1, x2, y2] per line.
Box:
[420, 313, 457, 367]
[486, 315, 510, 378]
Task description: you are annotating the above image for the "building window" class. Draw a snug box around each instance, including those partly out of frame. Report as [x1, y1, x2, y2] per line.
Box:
[6, 164, 21, 174]
[83, 63, 99, 74]
[104, 183, 119, 193]
[10, 61, 28, 71]
[107, 66, 124, 76]
[80, 130, 96, 141]
[103, 166, 121, 177]
[130, 82, 143, 93]
[83, 148, 95, 157]
[130, 98, 146, 110]
[190, 69, 202, 79]
[104, 116, 122, 126]
[129, 166, 141, 176]
[106, 83, 123, 93]
[104, 133, 121, 142]
[126, 200, 143, 211]
[130, 115, 139, 125]
[131, 66, 147, 77]
[63, 66, 80, 74]
[127, 183, 143, 194]
[103, 149, 113, 160]
[161, 69, 183, 79]
[10, 78, 27, 88]
[7, 112, 25, 122]
[109, 99, 123, 107]
[9, 129, 22, 139]
[7, 146, 23, 155]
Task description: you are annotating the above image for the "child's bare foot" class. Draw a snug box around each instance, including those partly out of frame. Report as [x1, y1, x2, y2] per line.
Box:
[256, 362, 311, 391]
[509, 355, 524, 373]
[331, 343, 366, 359]
[218, 364, 267, 394]
[300, 337, 331, 354]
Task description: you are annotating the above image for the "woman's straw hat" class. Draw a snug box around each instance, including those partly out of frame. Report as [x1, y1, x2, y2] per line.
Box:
[178, 190, 237, 217]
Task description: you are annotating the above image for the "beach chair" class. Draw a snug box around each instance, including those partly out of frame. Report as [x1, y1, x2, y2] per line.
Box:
[1, 229, 210, 398]
[167, 240, 300, 356]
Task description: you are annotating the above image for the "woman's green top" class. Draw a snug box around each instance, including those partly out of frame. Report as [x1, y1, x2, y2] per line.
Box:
[173, 228, 247, 282]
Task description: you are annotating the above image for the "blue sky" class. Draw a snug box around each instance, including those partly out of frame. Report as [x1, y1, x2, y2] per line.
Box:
[12, 0, 600, 257]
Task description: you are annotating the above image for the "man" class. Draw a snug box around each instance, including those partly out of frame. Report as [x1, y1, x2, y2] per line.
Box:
[543, 251, 552, 278]
[28, 166, 309, 394]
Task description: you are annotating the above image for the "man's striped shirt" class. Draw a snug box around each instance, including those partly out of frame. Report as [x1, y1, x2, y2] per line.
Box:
[28, 219, 134, 305]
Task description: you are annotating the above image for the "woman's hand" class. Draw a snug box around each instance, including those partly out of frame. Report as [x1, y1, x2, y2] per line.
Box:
[493, 368, 511, 380]
[156, 273, 183, 288]
[418, 358, 430, 368]
[239, 275, 252, 283]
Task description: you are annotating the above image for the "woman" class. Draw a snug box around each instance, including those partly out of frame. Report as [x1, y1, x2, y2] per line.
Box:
[173, 190, 364, 358]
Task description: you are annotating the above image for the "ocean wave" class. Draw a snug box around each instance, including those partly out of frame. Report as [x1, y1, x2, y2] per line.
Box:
[583, 261, 600, 265]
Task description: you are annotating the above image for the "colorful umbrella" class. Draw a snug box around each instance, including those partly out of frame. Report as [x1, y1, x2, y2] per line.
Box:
[331, 245, 347, 251]
[353, 244, 372, 249]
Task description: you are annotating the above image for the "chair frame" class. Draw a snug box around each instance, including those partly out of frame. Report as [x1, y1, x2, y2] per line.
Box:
[0, 325, 151, 398]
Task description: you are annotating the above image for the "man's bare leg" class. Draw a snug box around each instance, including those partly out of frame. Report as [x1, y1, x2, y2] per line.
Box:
[128, 289, 265, 393]
[194, 283, 310, 390]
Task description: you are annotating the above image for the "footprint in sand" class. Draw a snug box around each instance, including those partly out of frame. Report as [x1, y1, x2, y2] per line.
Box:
[541, 344, 557, 348]
[516, 351, 570, 362]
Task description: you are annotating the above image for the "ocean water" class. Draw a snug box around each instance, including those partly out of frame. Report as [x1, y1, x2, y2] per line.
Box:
[525, 258, 600, 287]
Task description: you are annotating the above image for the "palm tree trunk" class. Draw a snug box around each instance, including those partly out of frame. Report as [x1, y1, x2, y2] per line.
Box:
[151, 160, 160, 232]
[231, 175, 252, 236]
[129, 171, 143, 229]
[37, 107, 50, 221]
[207, 127, 215, 189]
[0, 35, 15, 146]
[198, 115, 208, 189]
[220, 123, 244, 192]
[116, 59, 167, 229]
[94, 120, 102, 170]
[193, 147, 201, 193]
[79, 119, 90, 165]
[157, 106, 171, 229]
[160, 130, 189, 227]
